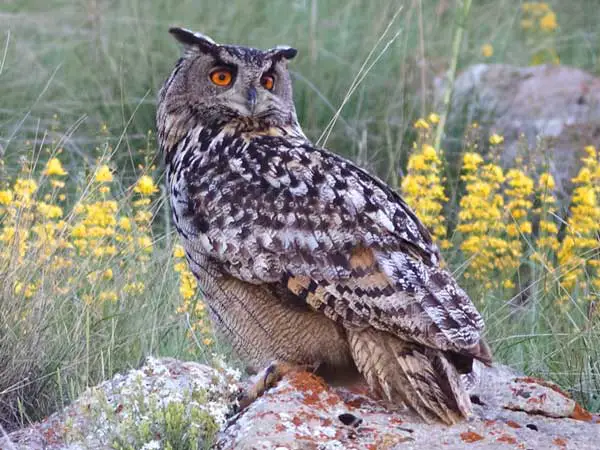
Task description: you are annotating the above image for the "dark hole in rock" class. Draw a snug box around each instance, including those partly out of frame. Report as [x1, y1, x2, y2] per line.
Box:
[470, 394, 485, 405]
[526, 424, 539, 431]
[338, 412, 363, 428]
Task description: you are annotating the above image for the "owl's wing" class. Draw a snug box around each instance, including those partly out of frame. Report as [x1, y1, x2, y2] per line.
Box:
[177, 137, 489, 362]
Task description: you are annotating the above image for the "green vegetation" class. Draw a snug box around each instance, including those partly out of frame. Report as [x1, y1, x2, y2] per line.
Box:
[1, 0, 599, 443]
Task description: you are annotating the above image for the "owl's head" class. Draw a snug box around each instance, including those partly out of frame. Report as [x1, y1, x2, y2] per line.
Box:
[159, 27, 298, 135]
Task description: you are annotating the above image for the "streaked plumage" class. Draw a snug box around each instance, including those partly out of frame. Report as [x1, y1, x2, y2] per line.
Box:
[157, 27, 492, 424]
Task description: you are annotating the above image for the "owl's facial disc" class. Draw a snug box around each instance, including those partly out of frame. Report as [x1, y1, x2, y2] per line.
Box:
[168, 27, 298, 127]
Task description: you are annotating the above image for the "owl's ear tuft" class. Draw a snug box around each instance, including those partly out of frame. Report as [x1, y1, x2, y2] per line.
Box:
[268, 46, 298, 62]
[169, 27, 218, 57]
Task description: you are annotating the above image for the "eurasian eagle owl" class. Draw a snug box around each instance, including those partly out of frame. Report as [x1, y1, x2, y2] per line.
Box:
[157, 27, 491, 424]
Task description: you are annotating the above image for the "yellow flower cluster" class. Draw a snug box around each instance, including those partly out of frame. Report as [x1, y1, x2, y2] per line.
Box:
[521, 2, 560, 65]
[115, 168, 160, 296]
[71, 164, 118, 258]
[481, 44, 494, 59]
[401, 142, 449, 247]
[173, 244, 213, 347]
[501, 165, 534, 289]
[557, 146, 600, 300]
[0, 151, 162, 309]
[0, 169, 42, 266]
[521, 2, 557, 32]
[534, 172, 560, 263]
[456, 152, 515, 289]
[402, 115, 449, 248]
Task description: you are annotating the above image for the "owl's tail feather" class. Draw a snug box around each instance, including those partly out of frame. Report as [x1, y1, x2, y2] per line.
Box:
[347, 328, 472, 425]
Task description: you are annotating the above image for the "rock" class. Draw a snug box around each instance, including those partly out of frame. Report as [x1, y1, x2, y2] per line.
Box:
[3, 358, 598, 449]
[217, 363, 600, 450]
[0, 357, 241, 450]
[436, 64, 600, 199]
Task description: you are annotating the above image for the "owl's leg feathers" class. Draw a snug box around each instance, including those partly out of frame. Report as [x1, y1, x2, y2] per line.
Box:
[347, 328, 472, 425]
[237, 360, 315, 411]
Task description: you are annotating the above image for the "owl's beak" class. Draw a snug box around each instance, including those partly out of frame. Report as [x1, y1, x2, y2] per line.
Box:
[247, 87, 257, 115]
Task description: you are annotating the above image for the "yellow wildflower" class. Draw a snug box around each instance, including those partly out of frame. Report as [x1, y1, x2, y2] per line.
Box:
[95, 165, 113, 183]
[99, 290, 118, 303]
[14, 179, 38, 199]
[462, 152, 484, 171]
[134, 175, 159, 196]
[179, 272, 197, 299]
[481, 44, 494, 58]
[124, 282, 145, 294]
[133, 198, 151, 207]
[584, 145, 597, 157]
[137, 235, 153, 253]
[489, 133, 504, 145]
[558, 144, 600, 296]
[37, 203, 63, 219]
[44, 158, 67, 176]
[0, 190, 13, 205]
[502, 279, 515, 289]
[457, 153, 510, 287]
[427, 113, 440, 124]
[539, 11, 557, 32]
[118, 217, 132, 231]
[173, 244, 186, 259]
[401, 142, 448, 244]
[413, 118, 430, 130]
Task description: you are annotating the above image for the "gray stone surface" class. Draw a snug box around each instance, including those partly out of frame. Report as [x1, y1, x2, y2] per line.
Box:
[217, 363, 600, 450]
[2, 358, 598, 449]
[436, 64, 600, 199]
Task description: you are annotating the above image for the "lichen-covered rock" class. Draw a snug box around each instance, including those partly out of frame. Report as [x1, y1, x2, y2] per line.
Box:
[0, 357, 241, 450]
[435, 64, 600, 199]
[4, 359, 598, 449]
[217, 363, 600, 450]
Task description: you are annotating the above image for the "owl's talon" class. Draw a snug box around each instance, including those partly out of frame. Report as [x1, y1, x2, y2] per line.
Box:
[234, 360, 310, 412]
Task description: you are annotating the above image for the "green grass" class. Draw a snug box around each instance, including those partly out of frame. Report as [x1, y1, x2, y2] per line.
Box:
[1, 0, 600, 437]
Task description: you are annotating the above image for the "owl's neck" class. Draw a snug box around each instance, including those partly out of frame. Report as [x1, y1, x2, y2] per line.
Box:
[222, 119, 309, 143]
[158, 106, 309, 156]
[161, 118, 311, 173]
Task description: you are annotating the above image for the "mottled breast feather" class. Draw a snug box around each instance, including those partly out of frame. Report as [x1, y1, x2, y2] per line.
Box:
[167, 125, 487, 361]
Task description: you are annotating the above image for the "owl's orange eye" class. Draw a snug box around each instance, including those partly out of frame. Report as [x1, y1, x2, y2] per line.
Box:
[261, 74, 274, 90]
[210, 69, 233, 87]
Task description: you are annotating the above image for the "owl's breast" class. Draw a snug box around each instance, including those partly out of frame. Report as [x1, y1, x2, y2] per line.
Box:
[166, 130, 262, 272]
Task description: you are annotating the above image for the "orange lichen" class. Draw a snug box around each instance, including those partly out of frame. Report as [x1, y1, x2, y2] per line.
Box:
[515, 377, 570, 396]
[571, 403, 593, 421]
[484, 419, 497, 427]
[288, 372, 327, 392]
[460, 431, 485, 443]
[325, 394, 340, 406]
[506, 420, 521, 428]
[553, 437, 568, 448]
[497, 434, 518, 444]
[389, 416, 404, 425]
[526, 392, 546, 405]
